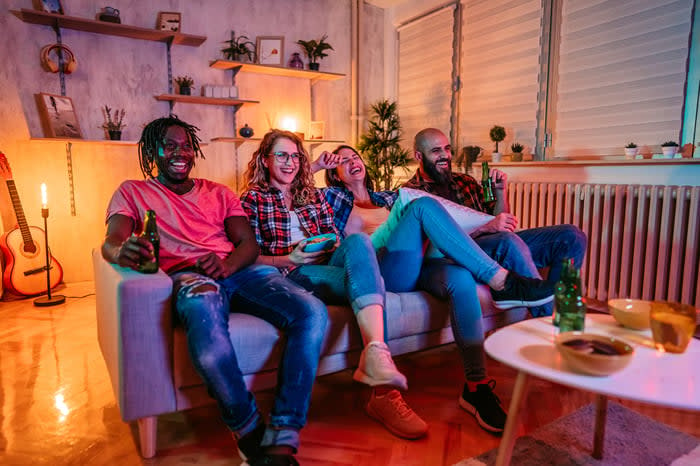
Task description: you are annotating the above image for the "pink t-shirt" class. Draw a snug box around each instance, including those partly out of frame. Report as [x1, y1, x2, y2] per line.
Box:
[106, 178, 246, 273]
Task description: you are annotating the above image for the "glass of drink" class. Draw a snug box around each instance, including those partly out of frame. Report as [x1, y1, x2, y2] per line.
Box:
[649, 301, 697, 353]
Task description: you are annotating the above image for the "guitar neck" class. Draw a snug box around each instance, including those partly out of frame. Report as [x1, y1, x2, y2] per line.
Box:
[5, 180, 35, 247]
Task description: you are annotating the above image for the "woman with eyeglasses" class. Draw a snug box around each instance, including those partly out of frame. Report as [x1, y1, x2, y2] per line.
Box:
[239, 130, 429, 439]
[312, 145, 554, 436]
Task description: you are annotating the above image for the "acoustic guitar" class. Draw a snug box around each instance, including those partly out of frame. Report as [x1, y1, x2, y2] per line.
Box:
[0, 152, 63, 296]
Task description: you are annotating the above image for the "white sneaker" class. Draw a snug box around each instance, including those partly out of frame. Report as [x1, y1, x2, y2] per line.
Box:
[353, 341, 408, 390]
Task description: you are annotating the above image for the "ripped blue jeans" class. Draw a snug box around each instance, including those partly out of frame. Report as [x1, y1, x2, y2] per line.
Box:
[172, 264, 327, 451]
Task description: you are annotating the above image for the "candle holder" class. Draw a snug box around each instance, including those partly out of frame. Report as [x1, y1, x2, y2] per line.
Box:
[33, 207, 65, 307]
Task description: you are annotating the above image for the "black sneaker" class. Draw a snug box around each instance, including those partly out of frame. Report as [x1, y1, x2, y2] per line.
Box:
[490, 271, 554, 310]
[236, 422, 266, 461]
[246, 453, 300, 466]
[458, 379, 507, 434]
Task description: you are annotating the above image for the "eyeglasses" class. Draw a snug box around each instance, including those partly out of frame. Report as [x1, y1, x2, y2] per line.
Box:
[271, 151, 301, 163]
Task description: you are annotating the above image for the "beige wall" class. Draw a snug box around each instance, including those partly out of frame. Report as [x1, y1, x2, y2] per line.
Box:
[0, 0, 385, 283]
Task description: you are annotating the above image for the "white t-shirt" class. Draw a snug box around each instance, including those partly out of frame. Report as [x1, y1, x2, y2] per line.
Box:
[106, 178, 246, 273]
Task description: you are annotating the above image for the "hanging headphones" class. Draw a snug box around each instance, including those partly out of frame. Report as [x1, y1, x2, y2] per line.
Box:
[40, 44, 78, 74]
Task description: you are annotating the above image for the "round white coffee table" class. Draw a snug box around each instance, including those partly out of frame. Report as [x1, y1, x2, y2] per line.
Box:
[484, 313, 700, 466]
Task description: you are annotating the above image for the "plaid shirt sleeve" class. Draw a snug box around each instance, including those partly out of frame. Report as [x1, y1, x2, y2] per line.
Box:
[240, 189, 295, 255]
[299, 189, 339, 237]
[322, 187, 352, 235]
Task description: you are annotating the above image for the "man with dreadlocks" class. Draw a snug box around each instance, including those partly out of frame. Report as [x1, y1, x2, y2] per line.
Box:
[101, 115, 327, 466]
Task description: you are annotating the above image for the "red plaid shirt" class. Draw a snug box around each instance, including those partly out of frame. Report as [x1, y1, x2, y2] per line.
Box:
[402, 170, 493, 214]
[240, 187, 338, 256]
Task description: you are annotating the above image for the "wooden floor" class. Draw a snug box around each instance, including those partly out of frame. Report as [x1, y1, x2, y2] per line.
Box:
[0, 282, 698, 465]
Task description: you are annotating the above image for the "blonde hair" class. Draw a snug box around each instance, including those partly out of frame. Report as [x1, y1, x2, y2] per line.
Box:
[244, 129, 315, 206]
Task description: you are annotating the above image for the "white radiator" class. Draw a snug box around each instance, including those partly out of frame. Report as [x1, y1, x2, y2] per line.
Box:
[508, 182, 700, 307]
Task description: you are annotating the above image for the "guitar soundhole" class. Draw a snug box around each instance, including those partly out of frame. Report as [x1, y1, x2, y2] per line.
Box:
[22, 241, 38, 255]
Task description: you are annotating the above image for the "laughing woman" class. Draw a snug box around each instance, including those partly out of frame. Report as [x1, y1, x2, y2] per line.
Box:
[240, 130, 429, 440]
[312, 145, 554, 435]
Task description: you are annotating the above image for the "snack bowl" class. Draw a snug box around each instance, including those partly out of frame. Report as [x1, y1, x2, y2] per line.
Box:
[303, 233, 337, 252]
[555, 332, 634, 376]
[608, 298, 652, 330]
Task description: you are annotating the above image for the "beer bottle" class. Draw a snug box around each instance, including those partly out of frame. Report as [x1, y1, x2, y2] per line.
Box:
[481, 162, 495, 203]
[138, 209, 160, 274]
[558, 261, 587, 333]
[552, 258, 573, 326]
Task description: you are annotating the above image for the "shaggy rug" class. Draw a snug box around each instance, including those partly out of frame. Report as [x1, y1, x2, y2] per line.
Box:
[456, 402, 700, 466]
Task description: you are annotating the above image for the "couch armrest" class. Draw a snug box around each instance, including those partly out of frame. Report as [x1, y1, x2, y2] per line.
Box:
[92, 249, 177, 421]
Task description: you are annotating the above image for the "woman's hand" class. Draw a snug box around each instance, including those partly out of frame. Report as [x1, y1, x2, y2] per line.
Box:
[311, 151, 341, 173]
[288, 240, 332, 265]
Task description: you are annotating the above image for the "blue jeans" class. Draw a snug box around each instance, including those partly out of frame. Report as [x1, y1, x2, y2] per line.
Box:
[417, 258, 487, 381]
[375, 197, 502, 292]
[172, 264, 327, 450]
[474, 225, 587, 316]
[287, 233, 385, 315]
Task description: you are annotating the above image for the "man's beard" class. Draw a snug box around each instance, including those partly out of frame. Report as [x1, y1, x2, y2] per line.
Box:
[423, 158, 452, 184]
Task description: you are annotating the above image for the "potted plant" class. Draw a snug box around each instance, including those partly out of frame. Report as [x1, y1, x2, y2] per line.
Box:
[661, 140, 678, 158]
[174, 75, 194, 95]
[511, 142, 524, 162]
[101, 105, 125, 140]
[296, 34, 334, 71]
[357, 100, 411, 190]
[489, 125, 506, 162]
[624, 142, 638, 159]
[221, 31, 255, 62]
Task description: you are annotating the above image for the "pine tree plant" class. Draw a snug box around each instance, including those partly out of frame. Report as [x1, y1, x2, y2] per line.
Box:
[357, 100, 411, 190]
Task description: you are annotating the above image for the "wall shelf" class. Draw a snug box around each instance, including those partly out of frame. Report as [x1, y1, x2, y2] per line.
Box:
[211, 137, 343, 149]
[210, 60, 345, 82]
[12, 9, 206, 46]
[155, 94, 259, 106]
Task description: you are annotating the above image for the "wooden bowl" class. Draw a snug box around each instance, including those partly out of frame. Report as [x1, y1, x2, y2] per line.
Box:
[555, 333, 634, 376]
[608, 298, 652, 330]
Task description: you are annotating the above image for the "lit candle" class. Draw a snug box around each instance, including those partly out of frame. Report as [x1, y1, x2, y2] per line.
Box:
[41, 183, 47, 209]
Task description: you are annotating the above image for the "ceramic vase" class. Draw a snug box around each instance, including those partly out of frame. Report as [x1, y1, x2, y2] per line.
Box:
[661, 147, 677, 159]
[288, 53, 304, 70]
[624, 148, 638, 159]
[239, 124, 254, 138]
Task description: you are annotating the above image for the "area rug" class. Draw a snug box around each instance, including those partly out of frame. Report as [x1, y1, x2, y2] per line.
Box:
[456, 402, 700, 466]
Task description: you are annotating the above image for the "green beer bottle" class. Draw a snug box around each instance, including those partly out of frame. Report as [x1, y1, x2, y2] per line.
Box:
[481, 161, 495, 203]
[552, 258, 573, 326]
[138, 209, 160, 274]
[558, 261, 586, 333]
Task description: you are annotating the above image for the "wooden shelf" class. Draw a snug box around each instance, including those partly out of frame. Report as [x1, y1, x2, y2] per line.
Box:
[154, 94, 259, 106]
[210, 60, 345, 81]
[12, 9, 206, 46]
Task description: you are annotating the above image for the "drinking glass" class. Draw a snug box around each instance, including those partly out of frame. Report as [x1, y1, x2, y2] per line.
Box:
[649, 301, 697, 353]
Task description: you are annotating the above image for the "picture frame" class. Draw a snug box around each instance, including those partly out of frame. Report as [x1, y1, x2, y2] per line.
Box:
[36, 93, 83, 139]
[256, 36, 284, 66]
[308, 121, 325, 140]
[37, 0, 64, 15]
[156, 11, 181, 32]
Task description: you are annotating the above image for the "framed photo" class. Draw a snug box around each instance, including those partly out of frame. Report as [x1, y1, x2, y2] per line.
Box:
[36, 93, 82, 139]
[257, 36, 284, 66]
[308, 121, 325, 140]
[37, 0, 64, 14]
[156, 11, 181, 32]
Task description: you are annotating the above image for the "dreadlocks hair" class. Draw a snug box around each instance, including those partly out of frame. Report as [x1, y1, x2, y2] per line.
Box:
[137, 115, 205, 179]
[245, 129, 315, 206]
[325, 144, 375, 191]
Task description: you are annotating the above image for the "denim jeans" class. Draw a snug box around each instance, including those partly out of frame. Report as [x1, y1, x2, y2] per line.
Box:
[172, 264, 327, 450]
[287, 233, 385, 315]
[417, 258, 487, 381]
[474, 225, 587, 316]
[375, 197, 502, 292]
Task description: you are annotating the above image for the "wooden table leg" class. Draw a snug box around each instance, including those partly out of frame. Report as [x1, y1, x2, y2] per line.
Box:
[592, 394, 608, 459]
[495, 370, 530, 466]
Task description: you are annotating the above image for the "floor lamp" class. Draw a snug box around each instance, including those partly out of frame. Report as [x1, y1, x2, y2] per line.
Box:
[34, 183, 65, 307]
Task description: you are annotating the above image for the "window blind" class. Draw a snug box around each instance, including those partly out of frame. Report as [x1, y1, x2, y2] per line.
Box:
[397, 5, 455, 151]
[459, 0, 544, 156]
[552, 0, 694, 157]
